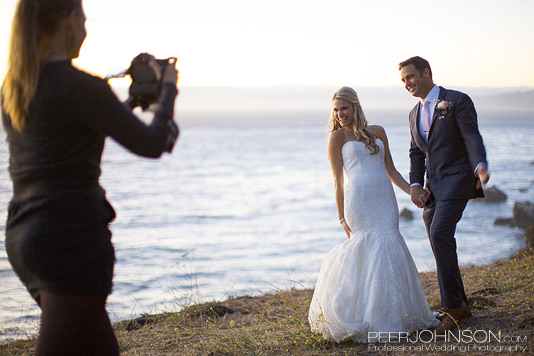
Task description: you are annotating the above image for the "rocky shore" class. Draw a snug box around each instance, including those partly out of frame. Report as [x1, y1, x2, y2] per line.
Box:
[2, 243, 533, 356]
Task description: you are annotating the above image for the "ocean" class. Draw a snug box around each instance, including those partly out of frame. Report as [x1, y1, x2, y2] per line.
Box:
[0, 106, 533, 342]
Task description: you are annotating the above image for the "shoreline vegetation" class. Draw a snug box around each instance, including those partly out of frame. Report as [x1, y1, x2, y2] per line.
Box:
[1, 245, 533, 355]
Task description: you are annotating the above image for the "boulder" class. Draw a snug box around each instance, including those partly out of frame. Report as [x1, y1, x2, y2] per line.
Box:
[513, 201, 534, 229]
[494, 218, 515, 226]
[399, 208, 414, 220]
[481, 186, 507, 203]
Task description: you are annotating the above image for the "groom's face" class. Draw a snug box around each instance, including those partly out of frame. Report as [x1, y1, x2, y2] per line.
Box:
[400, 64, 433, 99]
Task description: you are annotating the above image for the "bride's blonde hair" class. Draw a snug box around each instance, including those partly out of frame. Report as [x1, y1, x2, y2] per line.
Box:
[328, 86, 379, 155]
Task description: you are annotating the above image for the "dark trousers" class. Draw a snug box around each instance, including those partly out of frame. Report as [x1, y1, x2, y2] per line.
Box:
[423, 198, 469, 308]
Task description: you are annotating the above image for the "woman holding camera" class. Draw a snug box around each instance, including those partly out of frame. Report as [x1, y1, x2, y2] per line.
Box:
[1, 0, 178, 354]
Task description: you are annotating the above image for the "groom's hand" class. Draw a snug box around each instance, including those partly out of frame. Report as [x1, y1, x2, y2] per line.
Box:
[475, 165, 490, 189]
[410, 185, 428, 208]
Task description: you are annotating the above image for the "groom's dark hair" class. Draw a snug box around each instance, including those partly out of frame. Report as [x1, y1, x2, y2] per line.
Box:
[399, 56, 432, 78]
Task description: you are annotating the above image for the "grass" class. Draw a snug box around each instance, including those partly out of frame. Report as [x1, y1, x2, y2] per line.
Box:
[1, 248, 533, 355]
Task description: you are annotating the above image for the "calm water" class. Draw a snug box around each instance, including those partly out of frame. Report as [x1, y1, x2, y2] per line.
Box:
[0, 108, 533, 342]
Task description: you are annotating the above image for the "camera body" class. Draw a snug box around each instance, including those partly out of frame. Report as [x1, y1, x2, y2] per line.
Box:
[126, 53, 177, 110]
[104, 53, 179, 152]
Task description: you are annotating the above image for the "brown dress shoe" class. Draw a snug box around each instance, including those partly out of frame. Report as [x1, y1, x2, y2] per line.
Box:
[434, 302, 471, 334]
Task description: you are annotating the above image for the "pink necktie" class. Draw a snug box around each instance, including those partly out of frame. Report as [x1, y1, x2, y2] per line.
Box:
[422, 100, 431, 139]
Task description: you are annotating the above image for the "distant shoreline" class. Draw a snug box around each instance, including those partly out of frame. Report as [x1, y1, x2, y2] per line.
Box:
[108, 84, 534, 113]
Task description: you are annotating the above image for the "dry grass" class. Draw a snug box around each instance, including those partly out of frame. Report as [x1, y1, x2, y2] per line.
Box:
[2, 249, 534, 356]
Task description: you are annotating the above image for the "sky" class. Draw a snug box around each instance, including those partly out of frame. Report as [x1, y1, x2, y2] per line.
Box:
[0, 0, 533, 89]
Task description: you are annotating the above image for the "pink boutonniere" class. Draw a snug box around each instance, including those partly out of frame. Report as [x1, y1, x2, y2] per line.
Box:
[435, 100, 453, 119]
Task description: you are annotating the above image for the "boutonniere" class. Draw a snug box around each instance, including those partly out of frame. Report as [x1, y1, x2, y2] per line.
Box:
[435, 100, 453, 119]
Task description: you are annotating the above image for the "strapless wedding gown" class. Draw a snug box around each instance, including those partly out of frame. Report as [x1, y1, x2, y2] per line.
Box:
[308, 139, 439, 343]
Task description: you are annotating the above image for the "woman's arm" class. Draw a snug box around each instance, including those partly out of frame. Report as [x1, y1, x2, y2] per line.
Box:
[71, 69, 178, 158]
[328, 132, 351, 238]
[372, 125, 411, 195]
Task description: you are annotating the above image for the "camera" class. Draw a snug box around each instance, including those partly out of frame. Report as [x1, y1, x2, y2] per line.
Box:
[105, 53, 179, 153]
[126, 53, 177, 110]
[106, 53, 177, 110]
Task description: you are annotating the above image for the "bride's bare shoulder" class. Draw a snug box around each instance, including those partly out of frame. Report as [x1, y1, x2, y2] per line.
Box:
[368, 125, 387, 140]
[328, 130, 347, 151]
[329, 130, 346, 142]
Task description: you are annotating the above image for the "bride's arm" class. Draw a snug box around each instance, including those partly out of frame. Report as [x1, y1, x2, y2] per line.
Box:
[372, 126, 411, 195]
[328, 132, 351, 238]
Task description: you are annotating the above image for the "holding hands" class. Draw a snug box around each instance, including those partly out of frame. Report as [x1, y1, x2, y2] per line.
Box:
[410, 185, 430, 209]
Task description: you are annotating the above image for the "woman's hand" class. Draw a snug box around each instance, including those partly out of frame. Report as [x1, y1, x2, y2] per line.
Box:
[162, 63, 178, 86]
[340, 219, 352, 239]
[149, 59, 179, 86]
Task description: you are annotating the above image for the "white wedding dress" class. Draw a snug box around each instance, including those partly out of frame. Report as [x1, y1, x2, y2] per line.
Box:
[308, 139, 439, 343]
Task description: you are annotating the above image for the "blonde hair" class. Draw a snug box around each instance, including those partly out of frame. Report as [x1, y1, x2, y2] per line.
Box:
[1, 0, 79, 132]
[328, 86, 379, 155]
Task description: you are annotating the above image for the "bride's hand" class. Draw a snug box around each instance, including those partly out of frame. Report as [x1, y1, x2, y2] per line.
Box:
[341, 219, 352, 239]
[410, 185, 427, 208]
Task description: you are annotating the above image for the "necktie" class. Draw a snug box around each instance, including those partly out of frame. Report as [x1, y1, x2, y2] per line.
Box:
[422, 100, 431, 139]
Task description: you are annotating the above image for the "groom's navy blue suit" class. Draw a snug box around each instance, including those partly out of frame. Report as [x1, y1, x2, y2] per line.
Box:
[409, 86, 487, 308]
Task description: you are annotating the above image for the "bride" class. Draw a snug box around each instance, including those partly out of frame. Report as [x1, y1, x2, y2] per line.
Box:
[308, 87, 439, 343]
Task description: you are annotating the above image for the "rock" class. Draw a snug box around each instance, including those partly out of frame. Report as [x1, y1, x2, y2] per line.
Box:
[205, 305, 233, 318]
[187, 304, 233, 318]
[525, 226, 534, 250]
[481, 186, 507, 203]
[399, 208, 414, 220]
[124, 314, 159, 331]
[494, 218, 515, 226]
[513, 201, 534, 229]
[519, 188, 528, 193]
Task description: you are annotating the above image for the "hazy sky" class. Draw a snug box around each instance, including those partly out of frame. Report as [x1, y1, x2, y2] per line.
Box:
[1, 0, 533, 88]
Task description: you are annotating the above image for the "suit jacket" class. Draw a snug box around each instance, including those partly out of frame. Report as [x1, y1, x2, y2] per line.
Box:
[409, 86, 487, 200]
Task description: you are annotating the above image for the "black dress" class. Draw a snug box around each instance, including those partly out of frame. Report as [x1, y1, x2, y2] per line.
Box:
[1, 60, 178, 302]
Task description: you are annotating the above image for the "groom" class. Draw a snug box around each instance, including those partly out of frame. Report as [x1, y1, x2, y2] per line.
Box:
[398, 56, 489, 334]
